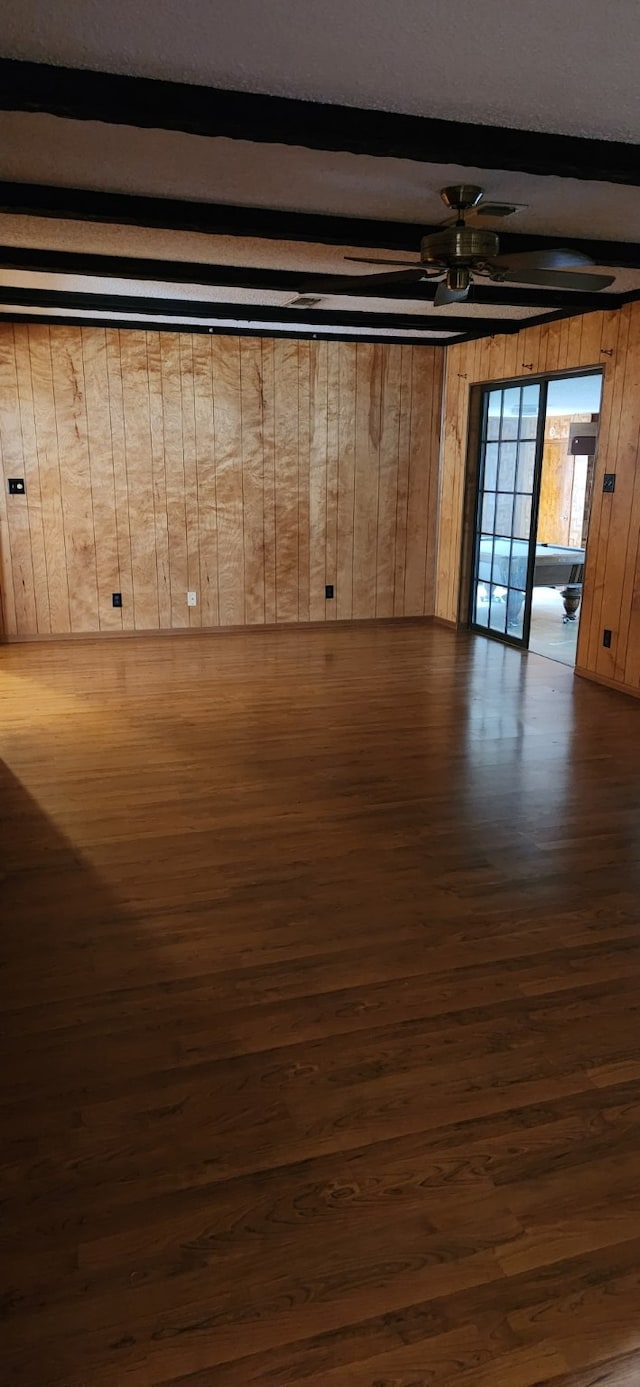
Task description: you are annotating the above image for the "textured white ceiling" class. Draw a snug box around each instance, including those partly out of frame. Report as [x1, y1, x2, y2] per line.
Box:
[3, 216, 640, 293]
[2, 0, 640, 142]
[2, 1, 638, 336]
[1, 113, 640, 242]
[0, 269, 558, 320]
[0, 221, 636, 336]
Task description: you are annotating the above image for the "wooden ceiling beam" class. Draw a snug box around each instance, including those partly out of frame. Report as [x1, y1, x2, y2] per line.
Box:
[2, 58, 640, 187]
[2, 182, 640, 270]
[0, 284, 491, 333]
[0, 245, 626, 312]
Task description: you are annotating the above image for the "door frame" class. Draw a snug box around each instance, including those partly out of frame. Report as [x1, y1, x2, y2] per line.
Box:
[459, 365, 604, 649]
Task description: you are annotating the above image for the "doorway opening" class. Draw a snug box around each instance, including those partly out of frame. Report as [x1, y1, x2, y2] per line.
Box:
[469, 368, 603, 665]
[528, 373, 602, 665]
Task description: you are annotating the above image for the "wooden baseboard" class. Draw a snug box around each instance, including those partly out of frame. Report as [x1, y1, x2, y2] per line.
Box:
[575, 664, 640, 701]
[0, 615, 437, 645]
[432, 616, 458, 630]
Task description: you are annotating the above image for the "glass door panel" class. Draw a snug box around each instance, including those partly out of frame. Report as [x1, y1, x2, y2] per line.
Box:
[471, 381, 543, 648]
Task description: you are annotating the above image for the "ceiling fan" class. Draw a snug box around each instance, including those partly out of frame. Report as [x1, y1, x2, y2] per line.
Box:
[296, 185, 615, 307]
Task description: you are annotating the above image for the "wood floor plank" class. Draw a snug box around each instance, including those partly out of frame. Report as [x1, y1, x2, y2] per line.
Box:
[1, 624, 640, 1385]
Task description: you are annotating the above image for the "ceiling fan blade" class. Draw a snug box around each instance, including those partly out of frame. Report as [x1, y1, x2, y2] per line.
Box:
[492, 247, 595, 270]
[345, 256, 423, 267]
[498, 267, 616, 291]
[434, 279, 470, 306]
[300, 268, 431, 294]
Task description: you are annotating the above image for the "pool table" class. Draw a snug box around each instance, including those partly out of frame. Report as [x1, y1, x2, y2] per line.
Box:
[478, 539, 585, 620]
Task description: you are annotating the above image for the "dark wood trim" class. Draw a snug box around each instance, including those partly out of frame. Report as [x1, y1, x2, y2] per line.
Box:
[0, 312, 463, 348]
[2, 182, 640, 271]
[1, 615, 437, 646]
[0, 285, 503, 334]
[0, 244, 625, 312]
[458, 383, 485, 629]
[0, 181, 427, 249]
[2, 58, 640, 187]
[574, 665, 640, 700]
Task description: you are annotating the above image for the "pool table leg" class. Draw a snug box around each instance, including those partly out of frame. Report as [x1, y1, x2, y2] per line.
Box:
[561, 586, 582, 622]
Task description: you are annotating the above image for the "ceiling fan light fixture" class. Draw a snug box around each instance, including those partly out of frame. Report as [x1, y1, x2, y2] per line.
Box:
[303, 185, 615, 305]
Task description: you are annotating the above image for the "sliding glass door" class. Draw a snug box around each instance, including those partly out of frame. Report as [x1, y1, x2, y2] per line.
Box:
[470, 380, 545, 648]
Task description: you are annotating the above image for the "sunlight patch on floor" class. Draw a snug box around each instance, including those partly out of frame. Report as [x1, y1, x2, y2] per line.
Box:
[529, 588, 580, 667]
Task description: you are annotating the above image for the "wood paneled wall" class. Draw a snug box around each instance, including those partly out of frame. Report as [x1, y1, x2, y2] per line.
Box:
[437, 303, 640, 695]
[0, 325, 442, 638]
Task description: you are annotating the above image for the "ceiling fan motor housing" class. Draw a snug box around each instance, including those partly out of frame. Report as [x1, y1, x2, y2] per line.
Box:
[420, 226, 500, 267]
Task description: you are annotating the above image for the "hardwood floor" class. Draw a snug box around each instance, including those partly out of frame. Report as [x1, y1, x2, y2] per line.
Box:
[2, 622, 640, 1386]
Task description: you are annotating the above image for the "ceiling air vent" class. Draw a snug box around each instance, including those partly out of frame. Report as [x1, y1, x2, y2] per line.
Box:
[290, 295, 323, 308]
[475, 203, 527, 219]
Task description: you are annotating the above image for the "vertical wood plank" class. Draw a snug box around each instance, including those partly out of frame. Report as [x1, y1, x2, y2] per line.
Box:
[120, 331, 160, 629]
[579, 310, 622, 672]
[274, 339, 299, 623]
[375, 345, 401, 618]
[0, 430, 17, 636]
[596, 305, 640, 681]
[544, 317, 562, 375]
[352, 343, 381, 619]
[147, 331, 172, 630]
[517, 325, 536, 378]
[425, 348, 444, 616]
[106, 329, 135, 629]
[501, 333, 520, 380]
[486, 333, 506, 382]
[336, 342, 357, 621]
[81, 328, 122, 631]
[159, 332, 189, 628]
[13, 324, 50, 634]
[0, 329, 20, 635]
[261, 339, 277, 625]
[582, 309, 628, 672]
[444, 351, 468, 623]
[0, 325, 37, 635]
[435, 343, 458, 621]
[393, 346, 413, 617]
[212, 335, 245, 627]
[529, 323, 545, 374]
[50, 328, 99, 632]
[179, 335, 202, 628]
[325, 344, 340, 622]
[309, 340, 328, 622]
[454, 341, 480, 621]
[27, 326, 71, 634]
[579, 312, 604, 367]
[557, 316, 573, 372]
[405, 344, 434, 616]
[240, 337, 266, 625]
[297, 341, 311, 623]
[192, 335, 219, 628]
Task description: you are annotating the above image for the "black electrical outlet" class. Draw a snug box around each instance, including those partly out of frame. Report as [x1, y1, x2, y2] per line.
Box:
[603, 473, 616, 493]
[603, 628, 612, 648]
[112, 592, 122, 608]
[325, 584, 334, 599]
[8, 478, 25, 494]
